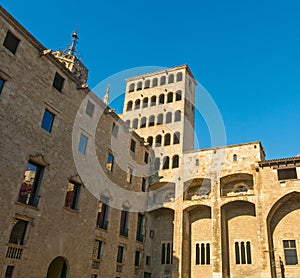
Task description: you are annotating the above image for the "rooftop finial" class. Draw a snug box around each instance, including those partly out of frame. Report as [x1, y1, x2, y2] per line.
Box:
[69, 30, 79, 55]
[104, 85, 110, 105]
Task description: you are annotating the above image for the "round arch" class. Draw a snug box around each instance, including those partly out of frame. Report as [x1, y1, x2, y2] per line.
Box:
[46, 256, 68, 278]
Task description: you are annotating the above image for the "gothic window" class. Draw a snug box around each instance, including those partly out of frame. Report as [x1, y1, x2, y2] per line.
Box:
[235, 241, 251, 264]
[151, 95, 156, 106]
[144, 80, 150, 89]
[155, 135, 162, 147]
[142, 97, 149, 108]
[173, 132, 180, 144]
[176, 72, 183, 82]
[157, 114, 163, 125]
[161, 242, 173, 264]
[148, 115, 155, 127]
[120, 208, 129, 237]
[129, 83, 135, 92]
[164, 134, 171, 146]
[175, 90, 182, 101]
[196, 243, 210, 265]
[175, 110, 181, 121]
[162, 156, 170, 169]
[168, 74, 174, 84]
[159, 94, 165, 105]
[160, 76, 166, 85]
[137, 81, 142, 91]
[140, 117, 147, 128]
[172, 155, 179, 168]
[167, 92, 173, 103]
[152, 78, 158, 87]
[127, 101, 133, 111]
[166, 112, 172, 123]
[135, 99, 140, 110]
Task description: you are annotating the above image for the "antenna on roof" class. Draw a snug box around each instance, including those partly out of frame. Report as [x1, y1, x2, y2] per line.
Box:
[68, 30, 79, 55]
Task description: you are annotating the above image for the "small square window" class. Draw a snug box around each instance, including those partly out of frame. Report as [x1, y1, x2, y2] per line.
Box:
[41, 109, 55, 133]
[3, 31, 20, 54]
[130, 139, 136, 152]
[0, 78, 5, 95]
[65, 182, 80, 210]
[106, 153, 114, 171]
[78, 134, 88, 154]
[86, 100, 95, 117]
[5, 265, 14, 278]
[52, 72, 65, 92]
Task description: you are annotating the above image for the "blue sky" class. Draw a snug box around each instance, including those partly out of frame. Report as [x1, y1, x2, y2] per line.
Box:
[2, 1, 300, 159]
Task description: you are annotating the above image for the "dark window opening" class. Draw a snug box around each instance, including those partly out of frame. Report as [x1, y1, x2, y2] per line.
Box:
[136, 214, 144, 242]
[167, 92, 173, 103]
[120, 209, 129, 237]
[129, 83, 135, 92]
[166, 112, 172, 123]
[92, 239, 102, 260]
[176, 72, 183, 82]
[150, 96, 156, 106]
[127, 101, 133, 111]
[155, 135, 162, 147]
[137, 81, 142, 91]
[173, 132, 180, 144]
[160, 76, 166, 85]
[158, 94, 165, 105]
[142, 178, 147, 192]
[162, 156, 170, 169]
[278, 168, 297, 180]
[41, 109, 55, 133]
[52, 72, 65, 92]
[164, 134, 171, 146]
[175, 90, 182, 101]
[140, 117, 147, 128]
[0, 78, 5, 95]
[106, 153, 114, 171]
[135, 251, 141, 266]
[148, 115, 155, 127]
[132, 119, 138, 129]
[65, 182, 80, 210]
[152, 78, 158, 87]
[283, 240, 298, 265]
[144, 80, 150, 89]
[97, 198, 109, 230]
[130, 139, 136, 152]
[147, 136, 153, 147]
[172, 155, 179, 168]
[117, 246, 124, 263]
[142, 98, 149, 108]
[144, 152, 149, 163]
[175, 110, 181, 121]
[135, 99, 141, 110]
[168, 74, 174, 84]
[157, 114, 163, 125]
[5, 265, 14, 278]
[9, 219, 28, 245]
[127, 167, 133, 184]
[3, 31, 20, 54]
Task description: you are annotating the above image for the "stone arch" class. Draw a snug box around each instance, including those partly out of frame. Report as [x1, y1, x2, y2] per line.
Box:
[46, 256, 68, 278]
[220, 173, 254, 197]
[184, 178, 211, 200]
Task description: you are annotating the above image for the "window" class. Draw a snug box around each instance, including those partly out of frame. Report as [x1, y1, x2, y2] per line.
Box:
[150, 96, 156, 106]
[235, 241, 251, 264]
[106, 152, 114, 171]
[154, 158, 160, 171]
[142, 178, 147, 192]
[135, 99, 141, 110]
[125, 120, 130, 127]
[144, 80, 150, 89]
[112, 123, 119, 137]
[130, 139, 136, 152]
[3, 31, 20, 54]
[120, 208, 129, 237]
[18, 161, 43, 207]
[162, 156, 170, 169]
[142, 98, 149, 108]
[5, 265, 14, 278]
[166, 112, 172, 123]
[9, 218, 28, 245]
[129, 83, 135, 92]
[148, 115, 155, 127]
[172, 155, 179, 168]
[135, 251, 141, 266]
[132, 118, 138, 129]
[65, 182, 80, 210]
[159, 94, 165, 105]
[283, 240, 298, 265]
[147, 136, 153, 147]
[86, 100, 95, 117]
[52, 72, 64, 92]
[176, 72, 183, 82]
[127, 167, 133, 184]
[233, 154, 237, 161]
[0, 78, 5, 95]
[161, 243, 172, 264]
[92, 239, 103, 260]
[144, 152, 149, 163]
[175, 90, 182, 101]
[196, 159, 199, 166]
[168, 74, 174, 84]
[152, 78, 158, 87]
[146, 256, 151, 265]
[157, 114, 163, 125]
[137, 81, 143, 91]
[97, 198, 109, 230]
[155, 135, 162, 147]
[173, 132, 180, 144]
[136, 214, 144, 242]
[117, 246, 124, 263]
[78, 134, 88, 154]
[196, 243, 210, 265]
[140, 117, 147, 128]
[175, 110, 181, 121]
[127, 101, 133, 111]
[278, 168, 297, 180]
[160, 76, 166, 85]
[164, 134, 171, 146]
[41, 109, 55, 133]
[167, 92, 173, 103]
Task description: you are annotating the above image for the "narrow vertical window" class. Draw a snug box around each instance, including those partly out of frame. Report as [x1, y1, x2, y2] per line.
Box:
[5, 265, 14, 278]
[206, 243, 210, 264]
[246, 241, 251, 264]
[164, 134, 171, 146]
[173, 132, 180, 144]
[161, 243, 166, 264]
[196, 243, 200, 265]
[146, 255, 151, 265]
[9, 219, 28, 245]
[155, 135, 162, 147]
[142, 97, 149, 108]
[97, 198, 109, 230]
[165, 112, 172, 123]
[135, 251, 141, 266]
[241, 242, 246, 264]
[18, 161, 43, 207]
[144, 152, 149, 163]
[175, 90, 182, 101]
[152, 78, 158, 87]
[160, 76, 166, 85]
[106, 152, 114, 171]
[201, 243, 205, 264]
[41, 109, 55, 133]
[92, 239, 102, 260]
[86, 100, 95, 117]
[132, 118, 138, 129]
[78, 134, 88, 154]
[0, 78, 5, 95]
[176, 72, 183, 82]
[130, 139, 136, 152]
[142, 178, 147, 192]
[168, 74, 174, 84]
[112, 123, 119, 137]
[172, 155, 179, 168]
[3, 31, 20, 54]
[196, 159, 199, 166]
[137, 81, 142, 91]
[129, 83, 135, 92]
[52, 72, 65, 92]
[136, 214, 144, 242]
[233, 154, 237, 161]
[283, 240, 298, 265]
[135, 99, 141, 109]
[147, 136, 153, 147]
[144, 80, 150, 89]
[148, 115, 155, 127]
[175, 110, 181, 121]
[65, 182, 80, 210]
[127, 101, 133, 111]
[157, 114, 163, 125]
[167, 92, 173, 103]
[166, 243, 171, 264]
[120, 208, 129, 237]
[159, 94, 165, 105]
[150, 96, 156, 106]
[140, 117, 146, 128]
[162, 156, 170, 169]
[235, 242, 240, 264]
[117, 246, 124, 263]
[127, 167, 133, 184]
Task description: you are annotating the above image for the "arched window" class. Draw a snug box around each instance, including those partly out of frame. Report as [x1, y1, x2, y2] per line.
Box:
[142, 97, 149, 108]
[174, 110, 181, 122]
[135, 99, 140, 110]
[176, 72, 182, 82]
[137, 81, 142, 91]
[233, 154, 237, 161]
[147, 136, 153, 147]
[160, 76, 166, 85]
[173, 132, 180, 144]
[154, 157, 160, 171]
[157, 114, 163, 125]
[150, 96, 156, 106]
[132, 118, 138, 129]
[125, 120, 130, 127]
[175, 90, 182, 101]
[172, 155, 179, 168]
[149, 115, 155, 127]
[162, 156, 170, 169]
[140, 117, 146, 128]
[168, 74, 174, 84]
[126, 101, 133, 111]
[196, 244, 200, 265]
[129, 83, 135, 92]
[166, 112, 172, 123]
[155, 135, 162, 147]
[144, 80, 150, 89]
[159, 94, 165, 105]
[164, 133, 171, 146]
[152, 78, 158, 87]
[167, 92, 173, 103]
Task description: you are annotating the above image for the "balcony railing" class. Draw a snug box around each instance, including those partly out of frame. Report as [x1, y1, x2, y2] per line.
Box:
[17, 193, 40, 207]
[136, 233, 144, 242]
[6, 244, 24, 259]
[120, 226, 129, 237]
[97, 219, 108, 230]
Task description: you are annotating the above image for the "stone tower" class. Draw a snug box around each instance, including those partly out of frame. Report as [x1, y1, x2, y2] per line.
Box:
[121, 65, 197, 183]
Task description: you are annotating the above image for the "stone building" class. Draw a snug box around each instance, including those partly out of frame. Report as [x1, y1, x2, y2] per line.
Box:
[1, 5, 300, 278]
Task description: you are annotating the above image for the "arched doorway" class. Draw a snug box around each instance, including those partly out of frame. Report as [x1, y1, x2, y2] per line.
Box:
[46, 256, 68, 278]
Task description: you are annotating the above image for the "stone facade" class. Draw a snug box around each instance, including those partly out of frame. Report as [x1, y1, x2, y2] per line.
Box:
[1, 6, 300, 278]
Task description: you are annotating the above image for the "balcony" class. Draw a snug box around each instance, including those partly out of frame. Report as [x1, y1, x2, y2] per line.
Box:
[97, 219, 108, 230]
[120, 226, 129, 237]
[6, 244, 24, 259]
